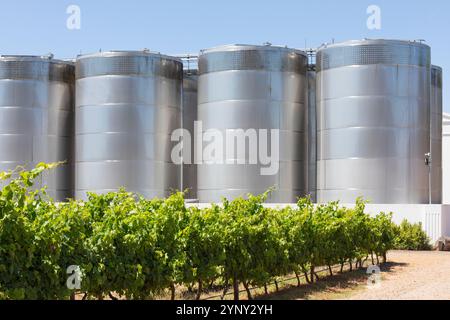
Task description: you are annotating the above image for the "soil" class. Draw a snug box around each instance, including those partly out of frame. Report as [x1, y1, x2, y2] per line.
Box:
[349, 251, 450, 300]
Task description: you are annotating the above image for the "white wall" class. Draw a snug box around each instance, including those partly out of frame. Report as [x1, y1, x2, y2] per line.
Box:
[347, 204, 450, 243]
[443, 113, 450, 204]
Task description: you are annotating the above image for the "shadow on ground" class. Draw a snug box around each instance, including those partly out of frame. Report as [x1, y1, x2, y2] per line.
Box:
[257, 262, 408, 300]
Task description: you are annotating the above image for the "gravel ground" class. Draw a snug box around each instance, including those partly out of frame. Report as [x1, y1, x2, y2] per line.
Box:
[349, 251, 450, 300]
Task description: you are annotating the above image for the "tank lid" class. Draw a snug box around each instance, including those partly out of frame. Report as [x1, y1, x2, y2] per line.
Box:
[76, 50, 182, 63]
[0, 54, 72, 65]
[316, 39, 431, 71]
[76, 50, 183, 80]
[200, 43, 307, 57]
[432, 65, 443, 71]
[0, 54, 74, 82]
[318, 38, 430, 50]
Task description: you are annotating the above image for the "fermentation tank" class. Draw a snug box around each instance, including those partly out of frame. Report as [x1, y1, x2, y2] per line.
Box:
[197, 44, 308, 203]
[75, 50, 182, 199]
[431, 65, 443, 204]
[0, 55, 74, 201]
[307, 65, 317, 202]
[316, 39, 431, 204]
[182, 69, 198, 200]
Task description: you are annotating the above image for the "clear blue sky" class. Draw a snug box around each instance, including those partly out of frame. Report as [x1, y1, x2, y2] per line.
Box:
[0, 0, 448, 111]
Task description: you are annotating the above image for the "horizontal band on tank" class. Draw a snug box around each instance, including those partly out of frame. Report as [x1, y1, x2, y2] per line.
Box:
[34, 189, 73, 192]
[74, 191, 180, 201]
[75, 103, 181, 110]
[198, 159, 305, 164]
[75, 107, 181, 132]
[0, 133, 73, 139]
[0, 105, 44, 111]
[196, 191, 307, 196]
[0, 106, 74, 112]
[76, 187, 180, 195]
[75, 188, 179, 192]
[317, 125, 429, 131]
[317, 188, 429, 193]
[317, 40, 431, 71]
[197, 188, 305, 192]
[317, 156, 428, 161]
[198, 158, 306, 163]
[76, 52, 183, 80]
[194, 129, 306, 134]
[196, 190, 306, 203]
[318, 93, 429, 98]
[75, 159, 177, 165]
[317, 187, 429, 193]
[198, 99, 306, 105]
[0, 161, 36, 166]
[0, 57, 74, 82]
[75, 131, 175, 136]
[199, 46, 308, 74]
[74, 191, 179, 201]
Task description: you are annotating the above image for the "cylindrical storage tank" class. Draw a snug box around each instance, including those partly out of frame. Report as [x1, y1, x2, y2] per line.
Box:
[197, 44, 308, 203]
[0, 55, 74, 201]
[316, 39, 431, 204]
[75, 51, 182, 199]
[182, 69, 198, 200]
[431, 65, 443, 204]
[307, 65, 317, 202]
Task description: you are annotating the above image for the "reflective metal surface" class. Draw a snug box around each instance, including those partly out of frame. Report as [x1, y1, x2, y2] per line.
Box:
[307, 66, 317, 202]
[198, 44, 308, 203]
[183, 69, 198, 199]
[0, 55, 74, 201]
[316, 39, 431, 204]
[431, 65, 443, 204]
[75, 51, 182, 199]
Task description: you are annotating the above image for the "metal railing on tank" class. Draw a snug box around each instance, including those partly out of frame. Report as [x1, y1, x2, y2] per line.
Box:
[306, 48, 316, 70]
[174, 54, 199, 74]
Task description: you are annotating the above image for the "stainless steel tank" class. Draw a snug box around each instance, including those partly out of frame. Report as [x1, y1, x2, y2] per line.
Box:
[182, 69, 198, 200]
[0, 55, 74, 201]
[316, 39, 431, 204]
[431, 65, 443, 204]
[307, 65, 317, 202]
[75, 50, 182, 199]
[197, 44, 308, 203]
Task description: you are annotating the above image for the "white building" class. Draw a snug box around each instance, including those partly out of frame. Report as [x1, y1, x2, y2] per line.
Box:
[444, 113, 450, 204]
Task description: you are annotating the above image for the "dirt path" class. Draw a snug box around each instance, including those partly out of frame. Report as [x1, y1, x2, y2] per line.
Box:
[260, 251, 450, 300]
[349, 251, 450, 300]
